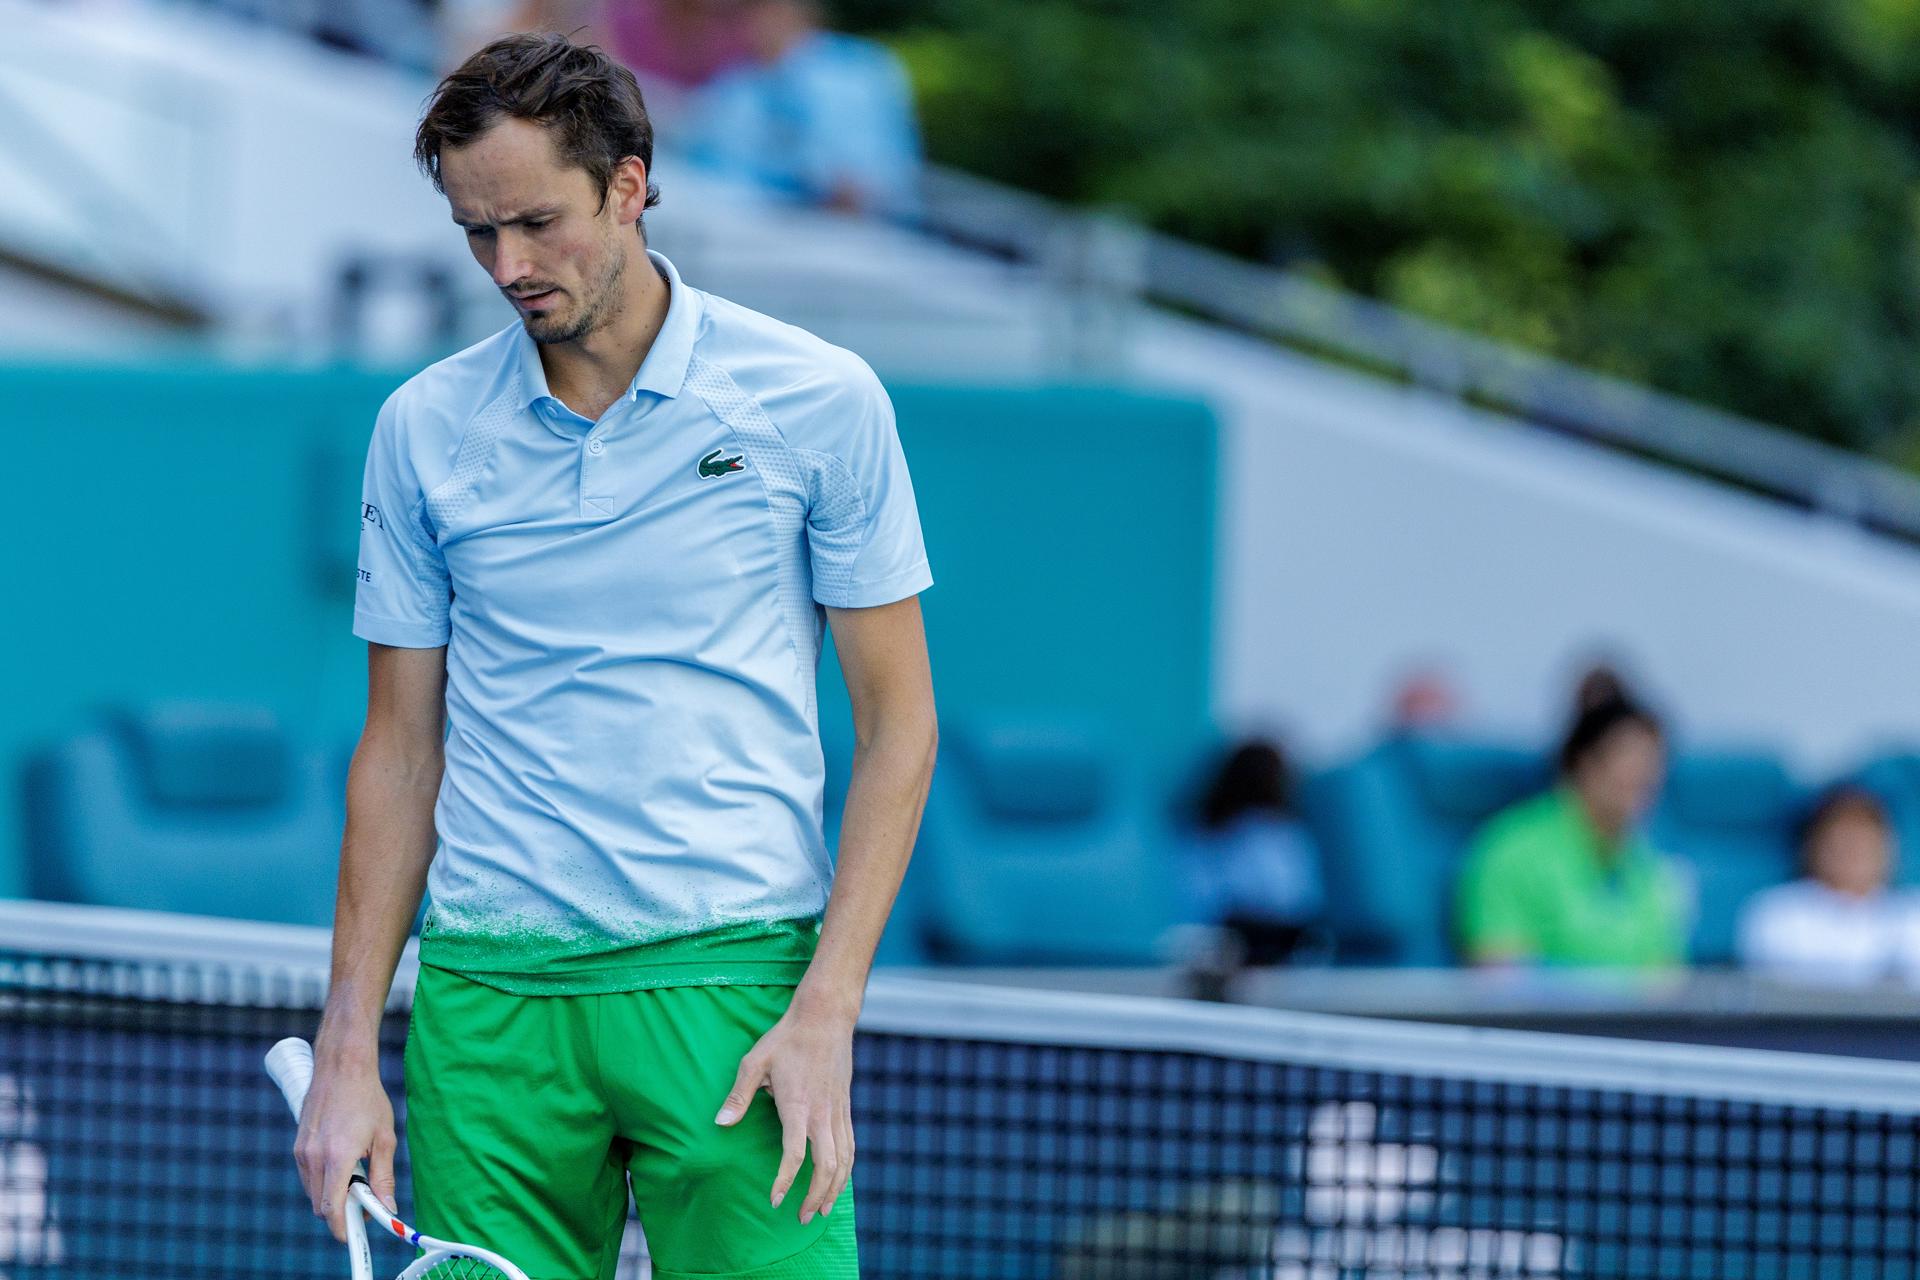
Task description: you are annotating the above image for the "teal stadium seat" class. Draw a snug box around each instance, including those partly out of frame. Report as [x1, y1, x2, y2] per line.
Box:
[1302, 734, 1548, 965]
[1646, 752, 1803, 965]
[23, 702, 343, 926]
[913, 719, 1178, 965]
[1851, 753, 1920, 886]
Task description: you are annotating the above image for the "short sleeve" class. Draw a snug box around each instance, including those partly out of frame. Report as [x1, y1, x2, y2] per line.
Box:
[803, 368, 932, 609]
[801, 42, 923, 220]
[684, 72, 764, 187]
[1455, 828, 1541, 962]
[353, 391, 451, 647]
[1653, 854, 1695, 960]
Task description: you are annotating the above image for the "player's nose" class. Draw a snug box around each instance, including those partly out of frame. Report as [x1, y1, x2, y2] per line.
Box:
[486, 235, 533, 289]
[489, 253, 530, 289]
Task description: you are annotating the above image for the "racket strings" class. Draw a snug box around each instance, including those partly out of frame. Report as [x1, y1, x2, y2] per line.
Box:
[417, 1258, 515, 1280]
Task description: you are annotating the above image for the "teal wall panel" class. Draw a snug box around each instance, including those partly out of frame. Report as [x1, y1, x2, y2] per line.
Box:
[0, 365, 1214, 899]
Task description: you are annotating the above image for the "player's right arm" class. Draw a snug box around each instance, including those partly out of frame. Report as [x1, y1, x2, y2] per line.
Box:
[296, 640, 448, 1242]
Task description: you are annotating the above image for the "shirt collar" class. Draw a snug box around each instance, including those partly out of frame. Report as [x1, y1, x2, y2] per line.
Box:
[515, 248, 702, 411]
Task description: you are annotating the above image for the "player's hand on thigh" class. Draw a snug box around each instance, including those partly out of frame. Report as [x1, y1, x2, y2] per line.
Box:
[713, 1002, 856, 1224]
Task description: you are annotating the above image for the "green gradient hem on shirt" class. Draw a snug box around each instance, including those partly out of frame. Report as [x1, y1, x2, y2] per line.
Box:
[418, 915, 823, 996]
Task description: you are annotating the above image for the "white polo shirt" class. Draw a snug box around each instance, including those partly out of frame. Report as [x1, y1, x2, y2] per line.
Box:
[353, 250, 931, 992]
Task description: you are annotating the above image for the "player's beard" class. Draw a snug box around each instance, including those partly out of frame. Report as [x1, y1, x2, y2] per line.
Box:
[524, 241, 628, 346]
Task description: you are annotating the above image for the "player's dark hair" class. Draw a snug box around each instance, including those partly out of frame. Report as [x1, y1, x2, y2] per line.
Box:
[1557, 695, 1663, 777]
[414, 32, 661, 228]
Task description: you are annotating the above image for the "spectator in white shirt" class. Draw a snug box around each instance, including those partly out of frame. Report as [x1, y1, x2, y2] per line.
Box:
[1737, 786, 1917, 985]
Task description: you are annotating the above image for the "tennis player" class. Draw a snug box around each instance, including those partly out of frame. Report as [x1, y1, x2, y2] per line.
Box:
[292, 32, 936, 1280]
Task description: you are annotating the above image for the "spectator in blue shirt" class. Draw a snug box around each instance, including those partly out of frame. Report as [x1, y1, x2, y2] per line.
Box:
[1180, 738, 1327, 967]
[685, 0, 922, 220]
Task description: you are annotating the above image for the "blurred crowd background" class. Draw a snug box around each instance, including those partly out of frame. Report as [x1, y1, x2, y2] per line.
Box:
[9, 0, 1920, 997]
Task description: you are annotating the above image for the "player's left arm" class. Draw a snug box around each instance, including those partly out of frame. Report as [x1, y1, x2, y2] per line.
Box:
[714, 594, 937, 1224]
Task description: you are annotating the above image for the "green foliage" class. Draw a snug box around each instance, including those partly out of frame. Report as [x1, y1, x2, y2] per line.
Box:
[834, 0, 1920, 455]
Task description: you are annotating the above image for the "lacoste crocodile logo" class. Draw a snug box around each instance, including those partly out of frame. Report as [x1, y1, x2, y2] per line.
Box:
[698, 447, 746, 479]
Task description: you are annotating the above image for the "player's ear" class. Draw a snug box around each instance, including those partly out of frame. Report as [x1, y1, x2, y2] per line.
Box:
[607, 155, 649, 225]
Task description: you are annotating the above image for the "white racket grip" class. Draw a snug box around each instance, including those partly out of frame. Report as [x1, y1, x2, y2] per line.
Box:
[266, 1037, 316, 1122]
[266, 1037, 376, 1280]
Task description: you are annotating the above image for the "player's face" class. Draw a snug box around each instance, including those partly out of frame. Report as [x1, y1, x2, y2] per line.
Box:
[439, 117, 635, 345]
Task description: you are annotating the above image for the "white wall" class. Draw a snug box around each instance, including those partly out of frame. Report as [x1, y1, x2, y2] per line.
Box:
[0, 0, 455, 341]
[1129, 316, 1920, 777]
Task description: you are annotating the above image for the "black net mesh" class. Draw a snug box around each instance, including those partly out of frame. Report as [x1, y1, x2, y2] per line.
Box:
[4, 941, 1919, 1278]
[854, 1032, 1920, 1279]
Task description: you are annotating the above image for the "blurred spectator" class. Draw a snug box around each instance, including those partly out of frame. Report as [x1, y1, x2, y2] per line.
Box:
[1179, 738, 1326, 967]
[438, 0, 542, 71]
[1388, 665, 1461, 733]
[1737, 787, 1919, 986]
[1456, 696, 1687, 967]
[440, 2, 747, 90]
[603, 0, 750, 89]
[684, 0, 922, 220]
[524, 0, 750, 87]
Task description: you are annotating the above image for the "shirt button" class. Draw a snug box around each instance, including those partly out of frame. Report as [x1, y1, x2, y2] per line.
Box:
[588, 438, 605, 455]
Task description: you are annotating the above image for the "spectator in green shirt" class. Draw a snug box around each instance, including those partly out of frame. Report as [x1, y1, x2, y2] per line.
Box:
[1456, 696, 1688, 967]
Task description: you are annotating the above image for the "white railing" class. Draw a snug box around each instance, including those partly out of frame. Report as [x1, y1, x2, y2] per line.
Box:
[14, 897, 1920, 1113]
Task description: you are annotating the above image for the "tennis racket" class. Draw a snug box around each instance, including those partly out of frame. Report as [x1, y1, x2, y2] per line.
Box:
[265, 1037, 533, 1280]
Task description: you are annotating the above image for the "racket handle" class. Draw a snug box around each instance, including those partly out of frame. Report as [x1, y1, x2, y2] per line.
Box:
[266, 1035, 380, 1188]
[266, 1037, 377, 1280]
[265, 1036, 316, 1121]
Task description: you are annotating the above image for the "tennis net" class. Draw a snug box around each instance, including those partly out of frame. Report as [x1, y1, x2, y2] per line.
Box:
[4, 899, 1920, 1279]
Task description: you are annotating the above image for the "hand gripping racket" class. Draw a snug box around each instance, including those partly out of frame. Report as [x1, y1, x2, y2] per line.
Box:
[265, 1038, 532, 1280]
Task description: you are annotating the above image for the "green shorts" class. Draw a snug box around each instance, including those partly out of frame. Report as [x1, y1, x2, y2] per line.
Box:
[403, 966, 858, 1280]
